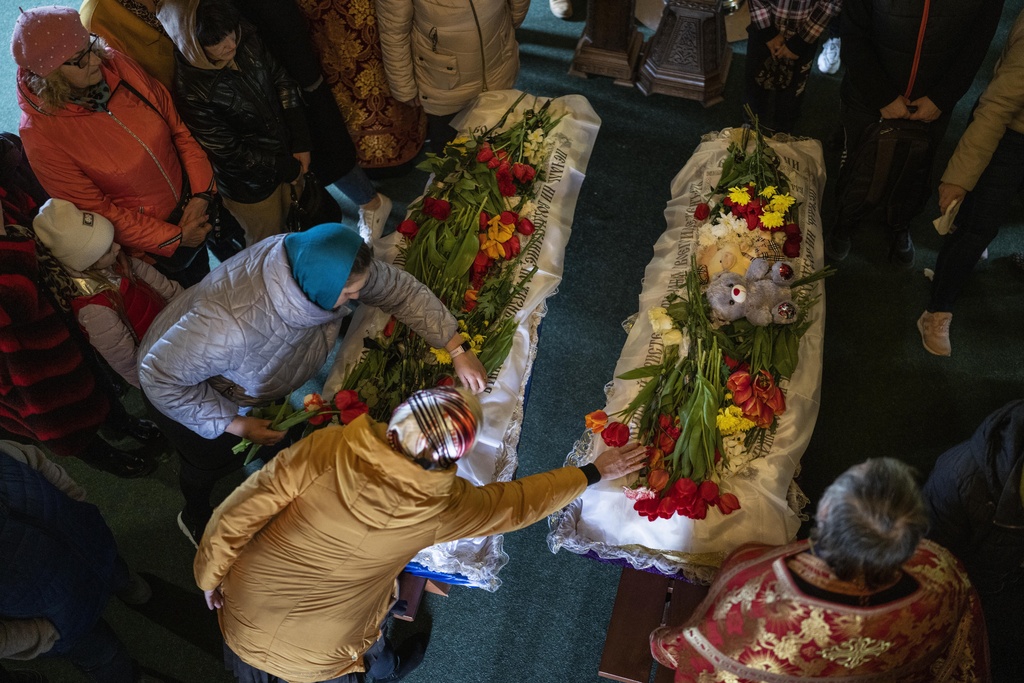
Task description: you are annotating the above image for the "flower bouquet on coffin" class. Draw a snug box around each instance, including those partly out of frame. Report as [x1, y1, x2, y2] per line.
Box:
[585, 117, 832, 523]
[341, 94, 563, 420]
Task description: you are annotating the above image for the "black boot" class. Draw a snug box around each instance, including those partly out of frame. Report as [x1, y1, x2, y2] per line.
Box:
[77, 437, 158, 478]
[376, 634, 429, 682]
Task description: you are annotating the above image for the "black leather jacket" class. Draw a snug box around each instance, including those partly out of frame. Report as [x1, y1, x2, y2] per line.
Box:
[171, 23, 310, 204]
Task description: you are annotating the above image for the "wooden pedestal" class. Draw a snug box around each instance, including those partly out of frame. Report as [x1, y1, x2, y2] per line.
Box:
[637, 0, 732, 106]
[599, 568, 709, 683]
[569, 0, 643, 86]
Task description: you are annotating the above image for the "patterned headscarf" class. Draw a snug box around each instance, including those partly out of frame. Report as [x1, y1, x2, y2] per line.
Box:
[387, 387, 481, 470]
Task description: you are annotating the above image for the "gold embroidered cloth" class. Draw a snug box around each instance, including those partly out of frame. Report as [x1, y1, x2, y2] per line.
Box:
[294, 0, 426, 168]
[651, 540, 990, 682]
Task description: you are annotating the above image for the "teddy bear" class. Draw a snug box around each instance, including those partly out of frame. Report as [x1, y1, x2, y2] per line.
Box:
[705, 258, 799, 326]
[698, 242, 752, 280]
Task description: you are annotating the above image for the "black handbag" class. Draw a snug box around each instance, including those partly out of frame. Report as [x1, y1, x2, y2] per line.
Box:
[286, 171, 343, 232]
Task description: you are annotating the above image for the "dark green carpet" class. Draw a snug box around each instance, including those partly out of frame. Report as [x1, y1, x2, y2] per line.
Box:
[3, 1, 1024, 681]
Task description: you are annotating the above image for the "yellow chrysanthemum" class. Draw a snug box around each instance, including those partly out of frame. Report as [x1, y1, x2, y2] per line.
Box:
[430, 347, 452, 365]
[759, 185, 777, 199]
[717, 405, 756, 435]
[770, 193, 796, 213]
[760, 211, 785, 229]
[728, 186, 752, 206]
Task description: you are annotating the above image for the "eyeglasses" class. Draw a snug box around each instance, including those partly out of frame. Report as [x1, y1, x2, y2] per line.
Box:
[64, 35, 100, 69]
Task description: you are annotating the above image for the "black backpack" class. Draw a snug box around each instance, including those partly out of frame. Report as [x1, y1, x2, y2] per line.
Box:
[836, 118, 933, 230]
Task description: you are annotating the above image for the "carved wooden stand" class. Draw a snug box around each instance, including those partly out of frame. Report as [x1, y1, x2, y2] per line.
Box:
[637, 0, 732, 107]
[569, 0, 643, 86]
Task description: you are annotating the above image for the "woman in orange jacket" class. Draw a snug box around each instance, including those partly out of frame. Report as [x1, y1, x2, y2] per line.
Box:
[13, 6, 216, 287]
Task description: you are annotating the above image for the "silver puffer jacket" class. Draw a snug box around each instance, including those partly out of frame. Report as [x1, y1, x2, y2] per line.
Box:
[138, 235, 457, 438]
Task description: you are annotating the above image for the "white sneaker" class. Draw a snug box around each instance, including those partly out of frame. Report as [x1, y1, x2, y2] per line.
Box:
[550, 0, 572, 19]
[357, 194, 392, 243]
[817, 37, 841, 74]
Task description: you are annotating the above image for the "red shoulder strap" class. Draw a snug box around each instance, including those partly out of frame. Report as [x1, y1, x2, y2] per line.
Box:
[905, 0, 932, 99]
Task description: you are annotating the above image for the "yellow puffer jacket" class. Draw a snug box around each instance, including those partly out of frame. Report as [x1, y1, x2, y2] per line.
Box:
[79, 0, 176, 89]
[376, 0, 531, 116]
[194, 414, 586, 683]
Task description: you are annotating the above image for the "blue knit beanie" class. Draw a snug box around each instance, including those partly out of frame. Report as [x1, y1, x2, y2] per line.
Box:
[283, 223, 364, 310]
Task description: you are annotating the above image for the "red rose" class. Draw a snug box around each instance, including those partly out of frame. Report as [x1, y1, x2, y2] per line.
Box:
[476, 144, 494, 163]
[783, 238, 801, 258]
[479, 211, 490, 230]
[383, 316, 397, 337]
[333, 390, 369, 424]
[436, 375, 455, 387]
[601, 421, 630, 447]
[512, 162, 536, 183]
[783, 222, 801, 237]
[422, 197, 451, 221]
[517, 217, 535, 235]
[397, 219, 419, 238]
[694, 202, 710, 221]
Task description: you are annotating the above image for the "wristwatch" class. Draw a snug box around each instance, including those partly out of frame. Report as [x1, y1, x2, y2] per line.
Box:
[449, 340, 471, 359]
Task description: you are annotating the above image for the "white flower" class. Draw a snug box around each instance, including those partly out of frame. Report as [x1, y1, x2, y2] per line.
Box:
[648, 307, 675, 333]
[662, 329, 684, 348]
[710, 221, 731, 239]
[698, 231, 718, 249]
[527, 128, 545, 144]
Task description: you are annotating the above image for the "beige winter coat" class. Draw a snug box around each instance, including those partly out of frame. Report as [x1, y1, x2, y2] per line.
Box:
[376, 0, 530, 116]
[942, 9, 1024, 191]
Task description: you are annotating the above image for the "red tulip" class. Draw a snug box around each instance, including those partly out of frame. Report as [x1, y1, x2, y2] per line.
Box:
[601, 421, 630, 447]
[397, 219, 419, 238]
[716, 492, 742, 515]
[333, 390, 369, 424]
[694, 202, 710, 221]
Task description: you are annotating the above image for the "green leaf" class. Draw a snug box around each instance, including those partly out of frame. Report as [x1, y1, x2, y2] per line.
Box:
[444, 225, 482, 280]
[616, 365, 666, 380]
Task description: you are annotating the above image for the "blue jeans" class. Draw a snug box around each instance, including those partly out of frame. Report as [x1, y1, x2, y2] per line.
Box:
[929, 128, 1024, 312]
[332, 165, 377, 206]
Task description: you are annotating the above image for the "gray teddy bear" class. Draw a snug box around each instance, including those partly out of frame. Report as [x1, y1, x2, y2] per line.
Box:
[705, 258, 799, 326]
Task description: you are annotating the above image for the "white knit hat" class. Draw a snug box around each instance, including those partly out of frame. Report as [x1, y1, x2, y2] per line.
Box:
[33, 198, 115, 271]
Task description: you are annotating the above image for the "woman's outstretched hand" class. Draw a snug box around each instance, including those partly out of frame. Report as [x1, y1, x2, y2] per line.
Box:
[593, 444, 648, 481]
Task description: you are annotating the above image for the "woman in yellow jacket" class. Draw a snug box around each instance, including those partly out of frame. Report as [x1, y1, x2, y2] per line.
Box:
[195, 387, 645, 683]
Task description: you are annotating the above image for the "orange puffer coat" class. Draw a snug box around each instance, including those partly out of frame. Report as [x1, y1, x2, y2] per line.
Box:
[17, 51, 214, 258]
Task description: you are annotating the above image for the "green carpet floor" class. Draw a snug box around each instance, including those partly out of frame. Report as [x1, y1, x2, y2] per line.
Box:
[3, 1, 1024, 681]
